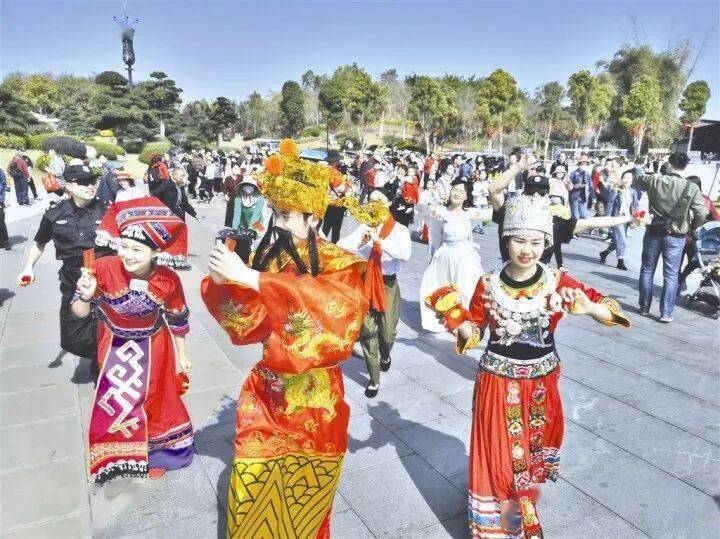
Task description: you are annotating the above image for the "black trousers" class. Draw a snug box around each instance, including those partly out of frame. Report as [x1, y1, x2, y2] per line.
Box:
[199, 177, 213, 200]
[188, 174, 198, 198]
[321, 206, 346, 243]
[59, 266, 97, 360]
[28, 176, 39, 199]
[0, 205, 8, 247]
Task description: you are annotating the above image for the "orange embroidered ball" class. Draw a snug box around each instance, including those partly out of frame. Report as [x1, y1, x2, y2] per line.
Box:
[265, 154, 284, 175]
[279, 138, 299, 157]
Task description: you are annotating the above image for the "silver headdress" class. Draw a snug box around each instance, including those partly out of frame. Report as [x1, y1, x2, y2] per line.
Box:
[502, 194, 554, 247]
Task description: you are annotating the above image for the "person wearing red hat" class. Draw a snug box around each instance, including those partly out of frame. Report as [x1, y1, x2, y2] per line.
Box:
[73, 197, 194, 483]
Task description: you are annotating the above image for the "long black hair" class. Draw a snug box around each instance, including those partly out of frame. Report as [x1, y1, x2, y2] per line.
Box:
[447, 178, 473, 209]
[251, 216, 321, 276]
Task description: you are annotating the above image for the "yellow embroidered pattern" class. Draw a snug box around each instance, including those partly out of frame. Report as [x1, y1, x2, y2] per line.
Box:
[238, 431, 337, 458]
[219, 299, 264, 337]
[281, 369, 338, 421]
[283, 309, 363, 365]
[324, 300, 347, 318]
[89, 441, 147, 470]
[227, 453, 343, 539]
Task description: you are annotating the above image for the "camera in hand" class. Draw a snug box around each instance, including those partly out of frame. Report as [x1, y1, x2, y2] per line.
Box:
[216, 227, 258, 263]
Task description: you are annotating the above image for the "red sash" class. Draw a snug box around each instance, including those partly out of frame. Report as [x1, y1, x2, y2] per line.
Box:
[363, 215, 395, 312]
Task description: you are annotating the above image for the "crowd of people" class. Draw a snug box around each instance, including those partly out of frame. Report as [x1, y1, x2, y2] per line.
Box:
[4, 135, 718, 538]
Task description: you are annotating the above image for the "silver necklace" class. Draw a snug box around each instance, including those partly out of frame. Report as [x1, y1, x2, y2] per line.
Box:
[483, 262, 563, 346]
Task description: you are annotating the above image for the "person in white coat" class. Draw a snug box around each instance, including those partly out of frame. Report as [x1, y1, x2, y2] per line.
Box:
[338, 187, 411, 397]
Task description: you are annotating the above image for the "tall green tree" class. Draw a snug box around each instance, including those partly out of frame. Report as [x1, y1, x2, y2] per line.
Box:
[329, 64, 387, 147]
[180, 100, 215, 147]
[590, 76, 616, 147]
[210, 97, 239, 143]
[679, 80, 710, 152]
[476, 69, 522, 151]
[620, 74, 662, 155]
[602, 44, 690, 148]
[406, 75, 457, 153]
[145, 71, 183, 137]
[318, 77, 345, 137]
[238, 92, 270, 139]
[536, 82, 564, 156]
[279, 81, 306, 137]
[21, 74, 60, 114]
[0, 83, 36, 135]
[567, 70, 616, 148]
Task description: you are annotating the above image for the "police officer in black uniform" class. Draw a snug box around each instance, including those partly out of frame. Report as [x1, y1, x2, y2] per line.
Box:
[16, 164, 111, 365]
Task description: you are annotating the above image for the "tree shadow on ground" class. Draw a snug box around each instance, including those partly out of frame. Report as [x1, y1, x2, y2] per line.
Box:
[349, 401, 468, 538]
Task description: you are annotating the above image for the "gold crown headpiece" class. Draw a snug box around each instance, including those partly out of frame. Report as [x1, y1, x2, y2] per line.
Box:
[259, 139, 333, 219]
[332, 197, 389, 228]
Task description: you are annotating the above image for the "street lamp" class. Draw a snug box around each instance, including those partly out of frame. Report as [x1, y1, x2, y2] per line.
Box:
[113, 4, 139, 88]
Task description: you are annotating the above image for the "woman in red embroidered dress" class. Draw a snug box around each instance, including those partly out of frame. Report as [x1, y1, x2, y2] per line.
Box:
[427, 194, 631, 539]
[73, 197, 194, 483]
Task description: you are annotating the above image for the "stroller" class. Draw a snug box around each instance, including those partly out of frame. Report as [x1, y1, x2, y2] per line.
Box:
[683, 221, 720, 319]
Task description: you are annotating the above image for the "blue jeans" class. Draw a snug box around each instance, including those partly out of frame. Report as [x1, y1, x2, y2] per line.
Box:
[14, 175, 30, 205]
[570, 198, 590, 220]
[639, 229, 686, 316]
[607, 223, 628, 258]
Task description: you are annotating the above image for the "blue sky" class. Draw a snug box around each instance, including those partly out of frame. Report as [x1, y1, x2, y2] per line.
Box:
[1, 0, 718, 119]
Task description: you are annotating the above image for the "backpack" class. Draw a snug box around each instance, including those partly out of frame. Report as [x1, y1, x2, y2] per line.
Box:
[8, 161, 24, 180]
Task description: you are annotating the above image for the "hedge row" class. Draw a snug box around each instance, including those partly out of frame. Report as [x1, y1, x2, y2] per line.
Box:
[0, 133, 26, 149]
[87, 140, 125, 160]
[139, 140, 172, 164]
[42, 135, 87, 159]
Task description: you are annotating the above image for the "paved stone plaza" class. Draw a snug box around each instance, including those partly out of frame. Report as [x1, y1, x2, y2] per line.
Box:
[1, 199, 718, 538]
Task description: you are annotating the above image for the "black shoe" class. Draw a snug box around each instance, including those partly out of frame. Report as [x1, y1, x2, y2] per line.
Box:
[380, 357, 391, 372]
[639, 308, 651, 317]
[616, 260, 628, 271]
[1, 245, 9, 251]
[599, 250, 608, 264]
[364, 383, 379, 398]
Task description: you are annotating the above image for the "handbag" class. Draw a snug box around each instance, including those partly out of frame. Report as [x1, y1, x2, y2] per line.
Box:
[41, 174, 61, 193]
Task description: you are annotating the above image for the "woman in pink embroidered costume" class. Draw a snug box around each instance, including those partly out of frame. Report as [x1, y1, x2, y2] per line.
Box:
[73, 197, 194, 483]
[427, 195, 631, 539]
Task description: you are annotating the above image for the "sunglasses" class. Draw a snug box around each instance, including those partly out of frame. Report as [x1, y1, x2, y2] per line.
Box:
[70, 178, 98, 187]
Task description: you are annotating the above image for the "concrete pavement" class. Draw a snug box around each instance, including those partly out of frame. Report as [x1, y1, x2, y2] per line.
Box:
[1, 197, 718, 538]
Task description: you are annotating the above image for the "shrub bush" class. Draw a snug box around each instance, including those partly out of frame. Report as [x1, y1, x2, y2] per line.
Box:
[27, 132, 57, 150]
[301, 126, 324, 138]
[139, 141, 172, 164]
[335, 133, 361, 150]
[0, 133, 27, 149]
[87, 140, 125, 160]
[36, 154, 51, 172]
[27, 124, 55, 135]
[42, 135, 87, 158]
[122, 139, 144, 154]
[98, 129, 114, 138]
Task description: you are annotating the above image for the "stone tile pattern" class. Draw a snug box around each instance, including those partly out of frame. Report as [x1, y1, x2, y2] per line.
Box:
[1, 199, 718, 538]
